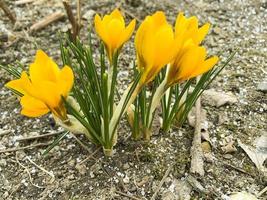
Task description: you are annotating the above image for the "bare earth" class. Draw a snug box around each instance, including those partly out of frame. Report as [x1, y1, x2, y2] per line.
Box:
[0, 0, 266, 199]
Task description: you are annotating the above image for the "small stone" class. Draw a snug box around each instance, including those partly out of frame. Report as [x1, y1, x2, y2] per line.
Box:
[67, 174, 75, 180]
[82, 10, 96, 21]
[0, 159, 7, 167]
[257, 79, 267, 92]
[68, 159, 75, 167]
[201, 141, 212, 153]
[162, 191, 176, 200]
[223, 154, 233, 159]
[123, 163, 130, 170]
[75, 164, 87, 175]
[123, 175, 130, 184]
[3, 191, 9, 199]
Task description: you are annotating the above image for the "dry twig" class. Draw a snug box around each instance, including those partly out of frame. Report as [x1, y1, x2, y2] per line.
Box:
[79, 146, 101, 164]
[26, 156, 55, 180]
[190, 76, 205, 176]
[0, 142, 52, 153]
[70, 133, 91, 153]
[151, 164, 173, 200]
[14, 0, 35, 5]
[0, 1, 16, 24]
[30, 11, 65, 32]
[16, 131, 63, 142]
[63, 0, 81, 41]
[15, 153, 45, 189]
[119, 6, 141, 23]
[115, 190, 141, 200]
[0, 129, 11, 137]
[257, 186, 267, 198]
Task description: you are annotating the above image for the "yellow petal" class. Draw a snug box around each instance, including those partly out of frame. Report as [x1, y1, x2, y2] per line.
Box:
[29, 50, 60, 84]
[178, 46, 202, 80]
[107, 18, 125, 49]
[5, 71, 31, 95]
[119, 19, 136, 47]
[154, 24, 175, 67]
[94, 14, 110, 45]
[135, 16, 155, 69]
[58, 65, 74, 96]
[110, 8, 125, 26]
[188, 56, 219, 79]
[196, 23, 210, 44]
[20, 95, 49, 117]
[26, 81, 62, 109]
[152, 11, 167, 27]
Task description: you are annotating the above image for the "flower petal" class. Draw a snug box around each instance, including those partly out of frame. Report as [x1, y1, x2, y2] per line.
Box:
[110, 8, 125, 26]
[94, 14, 110, 45]
[196, 23, 210, 44]
[188, 56, 219, 79]
[5, 71, 31, 95]
[20, 95, 49, 117]
[58, 65, 74, 96]
[29, 50, 60, 84]
[119, 19, 136, 47]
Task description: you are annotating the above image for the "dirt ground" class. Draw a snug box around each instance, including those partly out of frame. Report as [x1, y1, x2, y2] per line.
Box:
[0, 0, 266, 199]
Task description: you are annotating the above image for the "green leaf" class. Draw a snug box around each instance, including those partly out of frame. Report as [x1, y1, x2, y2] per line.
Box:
[42, 131, 69, 155]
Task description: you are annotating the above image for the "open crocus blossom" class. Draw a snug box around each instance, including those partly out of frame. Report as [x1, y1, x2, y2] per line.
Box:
[94, 8, 136, 62]
[5, 50, 74, 120]
[167, 45, 219, 86]
[135, 11, 177, 84]
[166, 13, 215, 86]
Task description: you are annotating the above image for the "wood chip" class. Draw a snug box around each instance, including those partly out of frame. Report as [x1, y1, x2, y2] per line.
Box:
[14, 0, 35, 5]
[30, 11, 65, 32]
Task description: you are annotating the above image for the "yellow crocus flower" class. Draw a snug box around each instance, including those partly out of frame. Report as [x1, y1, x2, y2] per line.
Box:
[167, 12, 215, 86]
[135, 11, 178, 84]
[167, 45, 219, 86]
[5, 50, 74, 120]
[94, 8, 136, 62]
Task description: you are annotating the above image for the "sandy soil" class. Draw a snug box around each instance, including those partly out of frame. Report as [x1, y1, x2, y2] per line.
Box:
[0, 0, 266, 199]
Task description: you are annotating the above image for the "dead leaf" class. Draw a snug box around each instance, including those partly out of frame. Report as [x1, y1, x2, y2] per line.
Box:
[238, 139, 267, 175]
[202, 89, 238, 107]
[221, 140, 237, 153]
[229, 191, 258, 200]
[186, 175, 206, 194]
[253, 134, 267, 153]
[165, 179, 192, 200]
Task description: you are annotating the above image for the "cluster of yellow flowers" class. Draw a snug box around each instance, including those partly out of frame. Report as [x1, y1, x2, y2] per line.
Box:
[5, 8, 218, 128]
[95, 9, 218, 86]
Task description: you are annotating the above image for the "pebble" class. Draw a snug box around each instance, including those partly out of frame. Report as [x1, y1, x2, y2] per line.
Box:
[256, 79, 267, 92]
[123, 175, 130, 184]
[82, 9, 96, 21]
[123, 163, 130, 170]
[0, 159, 7, 167]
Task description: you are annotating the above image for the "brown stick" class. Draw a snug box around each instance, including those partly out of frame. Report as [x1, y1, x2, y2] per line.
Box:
[14, 0, 35, 5]
[0, 129, 11, 137]
[30, 11, 65, 32]
[77, 0, 81, 28]
[115, 190, 141, 200]
[0, 142, 52, 153]
[257, 186, 267, 198]
[151, 164, 173, 200]
[79, 147, 100, 164]
[16, 131, 63, 142]
[190, 76, 205, 176]
[62, 0, 80, 41]
[0, 1, 16, 24]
